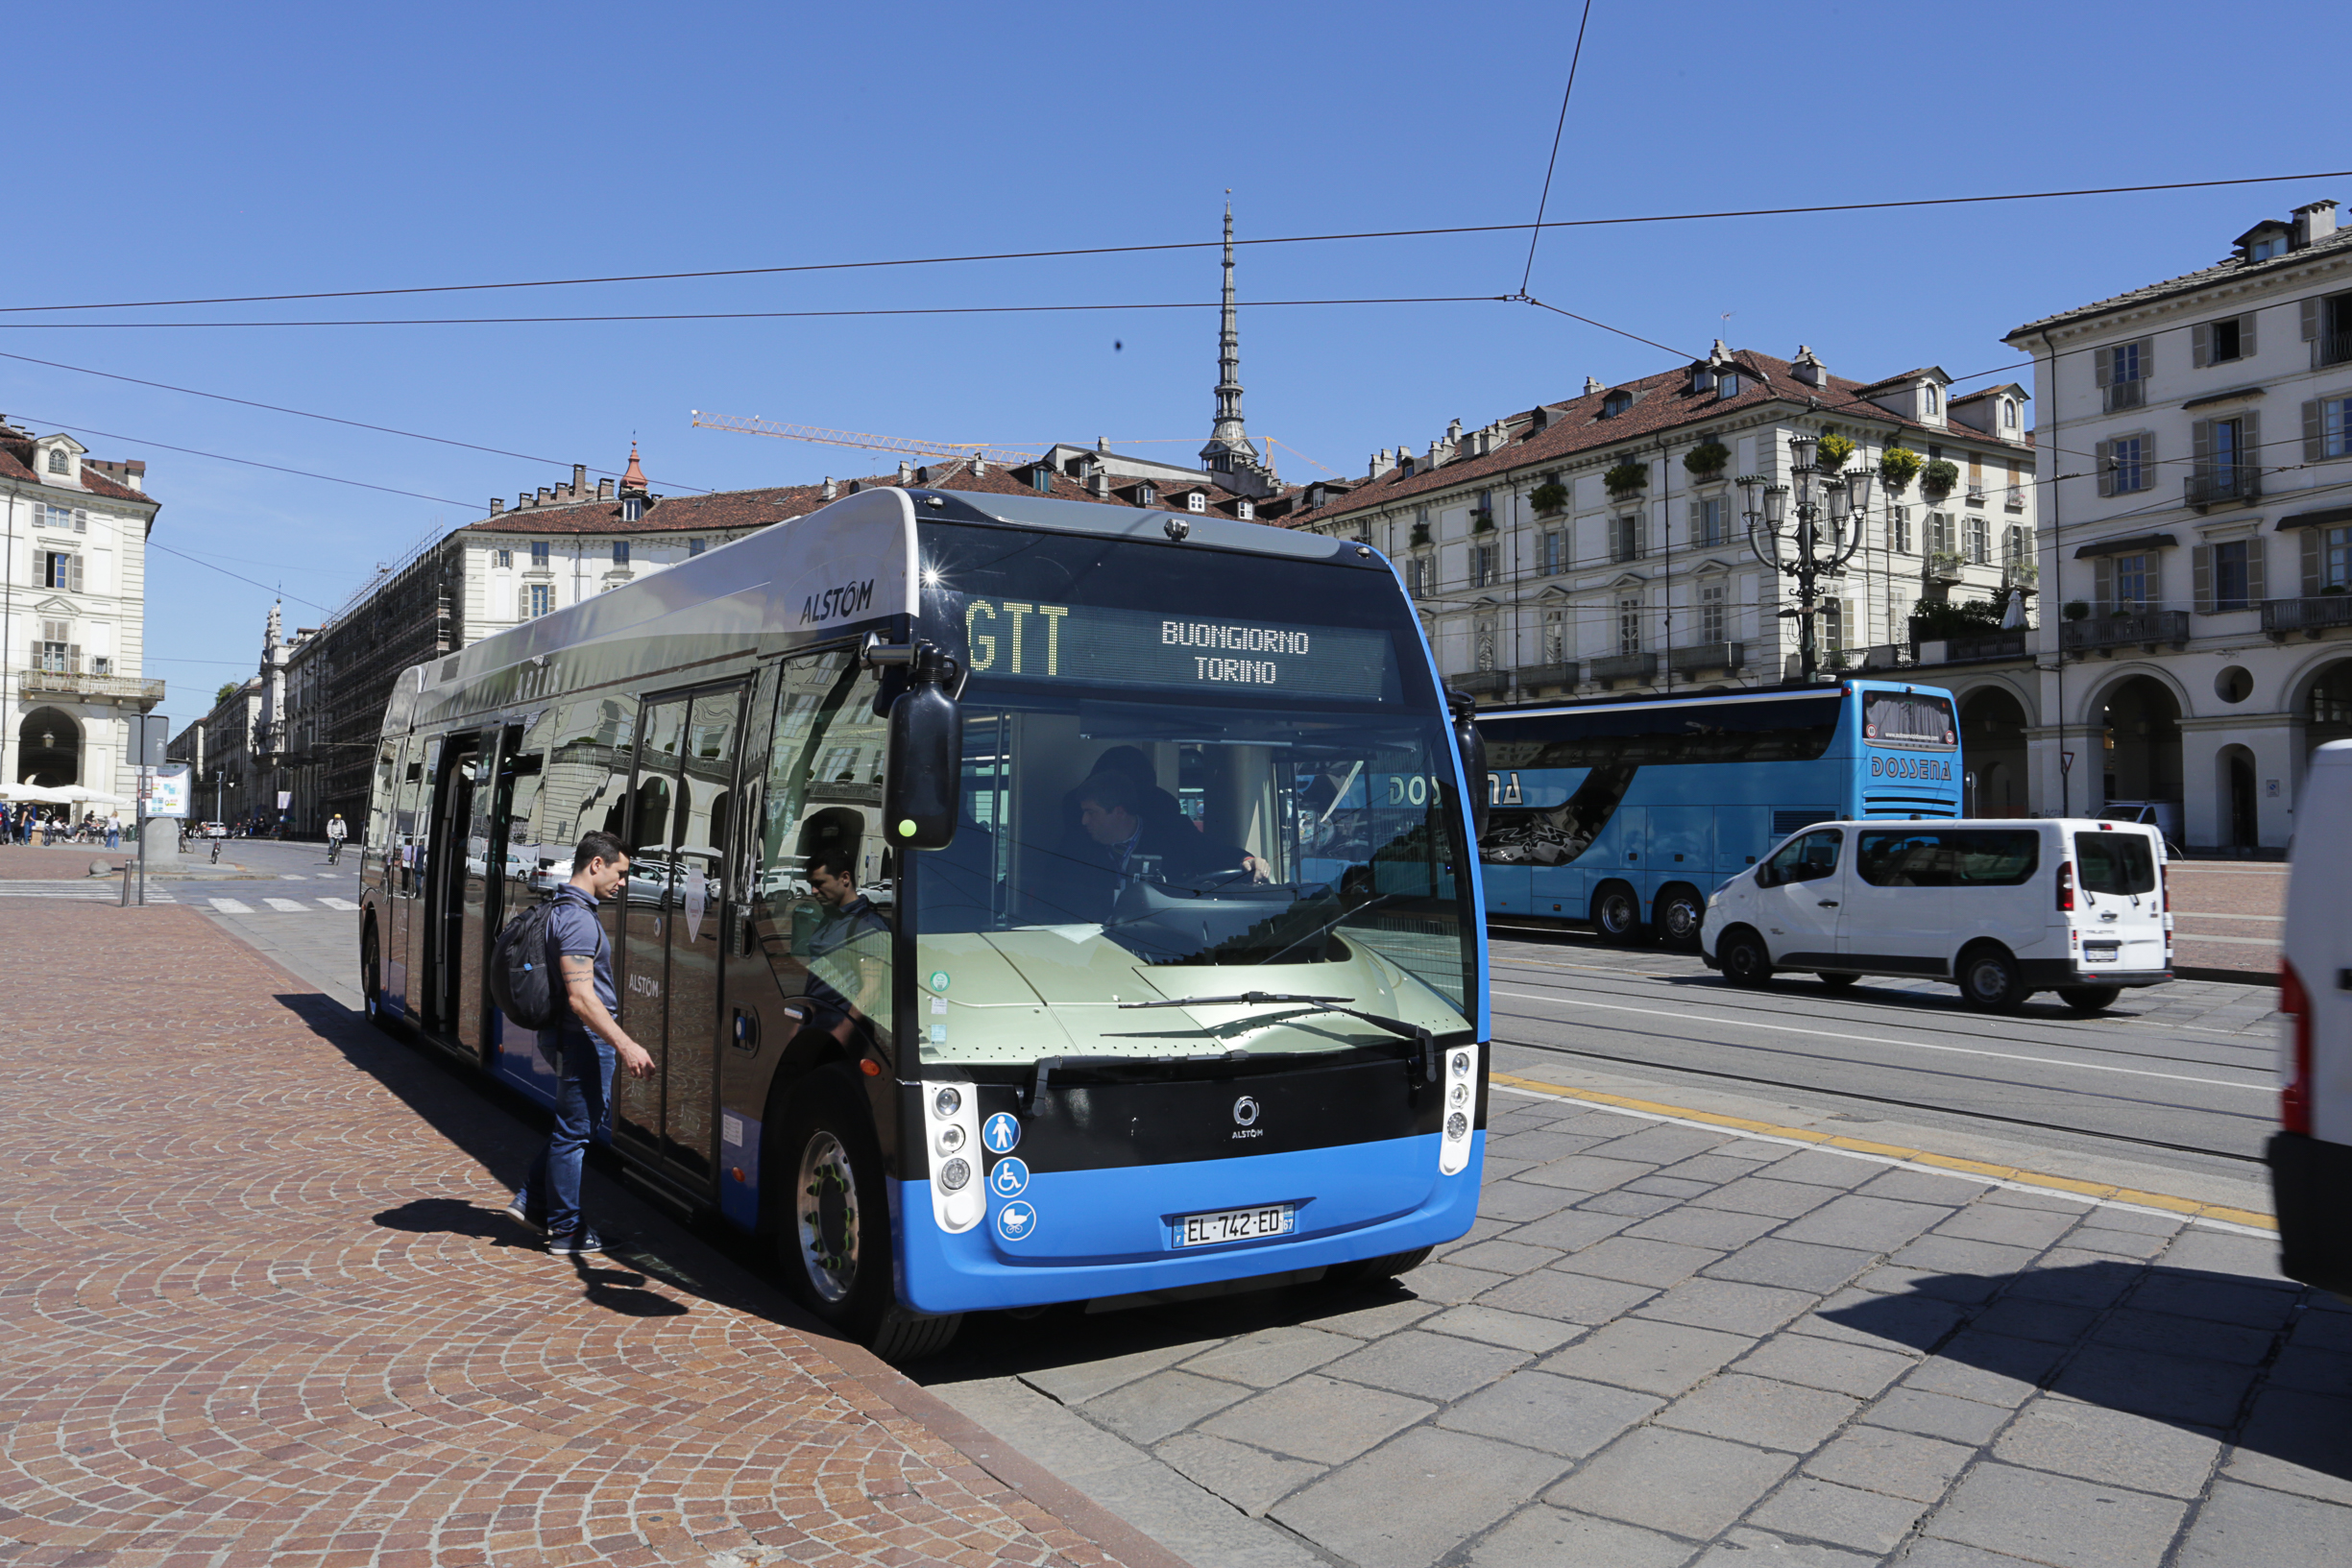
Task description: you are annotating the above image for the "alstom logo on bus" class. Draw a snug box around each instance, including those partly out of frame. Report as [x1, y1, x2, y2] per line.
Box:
[1870, 755, 1955, 781]
[800, 579, 876, 625]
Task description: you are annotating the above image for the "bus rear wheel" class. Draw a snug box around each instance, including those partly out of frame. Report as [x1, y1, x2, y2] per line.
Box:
[1592, 882, 1644, 945]
[1655, 884, 1705, 952]
[772, 1067, 960, 1363]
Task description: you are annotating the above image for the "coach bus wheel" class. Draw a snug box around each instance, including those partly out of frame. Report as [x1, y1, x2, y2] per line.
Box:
[1592, 882, 1644, 945]
[2057, 985, 2122, 1015]
[1655, 885, 1705, 952]
[774, 1068, 960, 1363]
[1958, 943, 2028, 1015]
[1325, 1245, 1434, 1290]
[1718, 927, 1774, 988]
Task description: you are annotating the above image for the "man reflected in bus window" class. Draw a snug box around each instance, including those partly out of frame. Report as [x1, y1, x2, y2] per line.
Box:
[804, 851, 889, 1045]
[504, 831, 655, 1257]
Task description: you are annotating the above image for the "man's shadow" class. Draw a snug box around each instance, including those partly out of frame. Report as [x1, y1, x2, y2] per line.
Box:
[370, 1197, 690, 1317]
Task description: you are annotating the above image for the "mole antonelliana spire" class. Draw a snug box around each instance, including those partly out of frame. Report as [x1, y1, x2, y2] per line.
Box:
[1198, 195, 1273, 495]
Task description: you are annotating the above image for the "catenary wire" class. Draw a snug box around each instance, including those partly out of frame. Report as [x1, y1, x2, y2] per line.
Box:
[146, 540, 338, 614]
[5, 169, 2345, 316]
[1517, 0, 1597, 295]
[11, 412, 481, 507]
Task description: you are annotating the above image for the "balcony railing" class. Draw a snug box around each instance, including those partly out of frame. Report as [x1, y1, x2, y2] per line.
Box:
[18, 668, 167, 702]
[1965, 488, 1986, 506]
[2186, 465, 2261, 509]
[1928, 551, 1967, 581]
[2263, 594, 2352, 638]
[2004, 486, 2026, 510]
[1516, 661, 1579, 690]
[1667, 640, 1744, 676]
[2321, 329, 2352, 369]
[1916, 630, 2030, 663]
[2103, 378, 2146, 413]
[2059, 610, 2191, 653]
[1450, 669, 1513, 696]
[1589, 650, 1658, 683]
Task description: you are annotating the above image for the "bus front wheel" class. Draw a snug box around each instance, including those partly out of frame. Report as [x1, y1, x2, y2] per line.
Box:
[773, 1068, 961, 1363]
[1655, 884, 1705, 951]
[1592, 882, 1644, 945]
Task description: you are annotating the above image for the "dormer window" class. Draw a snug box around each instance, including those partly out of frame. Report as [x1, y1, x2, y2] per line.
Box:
[46, 448, 67, 475]
[1029, 465, 1053, 495]
[2250, 236, 2285, 261]
[620, 496, 643, 522]
[1925, 383, 1940, 414]
[1137, 482, 1156, 506]
[1691, 367, 1715, 395]
[1717, 373, 1739, 400]
[2001, 398, 2019, 431]
[1308, 485, 1327, 509]
[1237, 499, 1254, 521]
[1602, 391, 1633, 419]
[1187, 492, 1206, 513]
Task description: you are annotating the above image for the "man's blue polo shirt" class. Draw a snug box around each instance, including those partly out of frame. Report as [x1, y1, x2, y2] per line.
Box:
[538, 883, 617, 1055]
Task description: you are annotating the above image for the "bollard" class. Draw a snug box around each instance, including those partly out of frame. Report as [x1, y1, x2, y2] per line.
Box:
[119, 855, 133, 906]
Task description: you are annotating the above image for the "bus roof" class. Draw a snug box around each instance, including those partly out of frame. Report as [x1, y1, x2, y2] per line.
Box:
[1476, 678, 1954, 721]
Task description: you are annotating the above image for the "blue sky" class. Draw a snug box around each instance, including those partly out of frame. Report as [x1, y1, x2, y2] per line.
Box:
[12, 1, 2339, 730]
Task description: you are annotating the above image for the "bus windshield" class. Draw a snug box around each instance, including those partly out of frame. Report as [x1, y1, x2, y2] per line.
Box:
[909, 522, 1475, 1073]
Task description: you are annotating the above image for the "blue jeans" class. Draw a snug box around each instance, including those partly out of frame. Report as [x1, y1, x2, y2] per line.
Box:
[514, 1028, 614, 1240]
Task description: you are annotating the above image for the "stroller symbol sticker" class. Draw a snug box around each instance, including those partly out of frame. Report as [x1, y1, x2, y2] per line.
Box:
[995, 1201, 1036, 1242]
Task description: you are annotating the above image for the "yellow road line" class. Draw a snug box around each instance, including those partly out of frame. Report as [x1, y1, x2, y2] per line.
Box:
[1489, 1070, 2276, 1235]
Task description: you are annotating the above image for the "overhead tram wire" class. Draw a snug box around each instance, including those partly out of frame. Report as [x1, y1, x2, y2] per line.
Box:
[1517, 0, 1597, 296]
[10, 413, 481, 508]
[6, 168, 2346, 317]
[147, 540, 337, 615]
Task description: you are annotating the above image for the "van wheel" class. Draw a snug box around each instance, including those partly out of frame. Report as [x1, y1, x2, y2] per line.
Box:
[1655, 884, 1706, 952]
[1592, 882, 1644, 945]
[1958, 944, 2028, 1014]
[2058, 985, 2122, 1015]
[1719, 927, 1774, 988]
[774, 1067, 961, 1363]
[1817, 972, 1859, 991]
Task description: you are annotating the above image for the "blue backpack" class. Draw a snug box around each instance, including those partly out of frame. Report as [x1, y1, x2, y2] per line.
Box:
[488, 901, 564, 1030]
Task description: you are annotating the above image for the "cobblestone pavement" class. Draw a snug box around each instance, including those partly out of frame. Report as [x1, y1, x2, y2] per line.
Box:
[2167, 864, 2284, 979]
[918, 1077, 2349, 1568]
[0, 903, 1170, 1568]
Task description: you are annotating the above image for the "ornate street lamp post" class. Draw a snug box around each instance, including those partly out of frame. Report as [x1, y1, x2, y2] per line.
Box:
[1737, 434, 1876, 684]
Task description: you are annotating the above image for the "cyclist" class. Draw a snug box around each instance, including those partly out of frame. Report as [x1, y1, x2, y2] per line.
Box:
[326, 812, 349, 866]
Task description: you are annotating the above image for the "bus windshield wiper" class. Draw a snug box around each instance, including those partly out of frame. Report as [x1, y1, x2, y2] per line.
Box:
[1121, 993, 1441, 1080]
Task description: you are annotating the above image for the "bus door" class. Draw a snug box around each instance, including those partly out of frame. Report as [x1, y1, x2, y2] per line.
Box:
[661, 685, 747, 1177]
[389, 736, 439, 1018]
[424, 734, 484, 1037]
[457, 724, 531, 1062]
[615, 698, 686, 1162]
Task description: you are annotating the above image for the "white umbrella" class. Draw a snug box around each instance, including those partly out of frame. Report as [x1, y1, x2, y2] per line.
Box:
[66, 790, 132, 806]
[6, 784, 75, 805]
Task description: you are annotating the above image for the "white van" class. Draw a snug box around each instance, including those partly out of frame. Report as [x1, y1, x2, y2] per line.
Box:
[1699, 817, 2171, 1014]
[2272, 744, 2352, 1296]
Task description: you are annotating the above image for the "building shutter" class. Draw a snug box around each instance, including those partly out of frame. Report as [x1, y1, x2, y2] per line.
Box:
[2309, 398, 2328, 462]
[2243, 409, 2262, 475]
[2095, 557, 2114, 610]
[2192, 419, 2212, 472]
[2304, 526, 2323, 596]
[2241, 310, 2257, 356]
[2193, 544, 2214, 614]
[2192, 323, 2211, 367]
[2147, 553, 2164, 611]
[68, 553, 84, 592]
[1685, 501, 1699, 544]
[2246, 535, 2267, 603]
[2094, 347, 2113, 388]
[2142, 431, 2158, 489]
[67, 643, 82, 674]
[2096, 440, 2115, 497]
[2305, 298, 2323, 344]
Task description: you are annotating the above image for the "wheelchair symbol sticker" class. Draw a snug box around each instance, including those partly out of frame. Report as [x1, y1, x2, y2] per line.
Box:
[982, 1113, 1021, 1154]
[995, 1201, 1036, 1242]
[988, 1157, 1030, 1197]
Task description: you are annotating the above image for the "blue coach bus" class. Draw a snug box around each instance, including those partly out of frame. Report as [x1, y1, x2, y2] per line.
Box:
[358, 486, 1488, 1360]
[1471, 680, 1963, 947]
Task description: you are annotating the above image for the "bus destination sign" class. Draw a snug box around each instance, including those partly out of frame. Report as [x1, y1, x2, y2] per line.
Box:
[959, 598, 1397, 700]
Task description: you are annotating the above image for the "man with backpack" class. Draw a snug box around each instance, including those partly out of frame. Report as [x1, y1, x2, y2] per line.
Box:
[501, 831, 656, 1255]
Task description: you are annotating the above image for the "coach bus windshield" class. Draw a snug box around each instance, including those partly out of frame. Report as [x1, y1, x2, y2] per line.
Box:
[908, 522, 1476, 1073]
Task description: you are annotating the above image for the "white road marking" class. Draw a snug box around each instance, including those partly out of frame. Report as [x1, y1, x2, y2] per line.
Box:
[2170, 932, 2279, 947]
[207, 898, 254, 913]
[318, 897, 359, 911]
[262, 898, 308, 912]
[1492, 989, 2271, 1095]
[2173, 911, 2280, 923]
[280, 874, 307, 880]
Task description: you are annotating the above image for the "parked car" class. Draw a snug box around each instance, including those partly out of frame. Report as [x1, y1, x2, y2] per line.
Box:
[1700, 817, 2172, 1014]
[2097, 801, 2184, 856]
[2271, 743, 2352, 1297]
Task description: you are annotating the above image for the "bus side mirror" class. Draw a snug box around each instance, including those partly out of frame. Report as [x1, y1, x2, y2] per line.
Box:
[885, 648, 962, 851]
[1446, 690, 1490, 840]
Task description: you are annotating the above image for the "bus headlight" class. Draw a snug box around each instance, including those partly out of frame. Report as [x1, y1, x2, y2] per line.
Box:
[933, 1086, 962, 1119]
[936, 1124, 965, 1155]
[1449, 1050, 1472, 1078]
[937, 1156, 972, 1192]
[1448, 1082, 1469, 1108]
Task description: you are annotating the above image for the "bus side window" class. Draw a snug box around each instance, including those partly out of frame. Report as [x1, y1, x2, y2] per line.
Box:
[500, 710, 553, 909]
[537, 696, 635, 859]
[392, 743, 429, 895]
[368, 738, 401, 862]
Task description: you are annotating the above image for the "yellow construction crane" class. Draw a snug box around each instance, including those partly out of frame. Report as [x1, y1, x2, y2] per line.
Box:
[689, 411, 1036, 468]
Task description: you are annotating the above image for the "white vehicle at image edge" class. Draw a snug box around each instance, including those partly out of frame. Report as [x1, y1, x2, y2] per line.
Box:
[2272, 742, 2352, 1298]
[1699, 817, 2172, 1015]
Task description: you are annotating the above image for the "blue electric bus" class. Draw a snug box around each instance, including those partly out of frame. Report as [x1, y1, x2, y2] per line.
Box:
[358, 487, 1488, 1359]
[1472, 680, 1963, 947]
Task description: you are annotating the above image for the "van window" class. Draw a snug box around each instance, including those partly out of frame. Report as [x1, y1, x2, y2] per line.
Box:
[2074, 832, 2156, 895]
[1761, 828, 1841, 885]
[1856, 829, 2040, 887]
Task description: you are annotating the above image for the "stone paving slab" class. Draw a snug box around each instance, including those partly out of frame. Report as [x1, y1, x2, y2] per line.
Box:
[0, 904, 1171, 1568]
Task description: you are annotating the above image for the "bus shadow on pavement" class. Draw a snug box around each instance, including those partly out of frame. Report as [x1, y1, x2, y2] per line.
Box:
[1823, 1259, 2352, 1484]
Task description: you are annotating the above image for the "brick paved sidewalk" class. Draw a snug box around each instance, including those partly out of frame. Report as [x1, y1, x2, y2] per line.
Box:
[2167, 864, 2285, 980]
[0, 905, 1174, 1568]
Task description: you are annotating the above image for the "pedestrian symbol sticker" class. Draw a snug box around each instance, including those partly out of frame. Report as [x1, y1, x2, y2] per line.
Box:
[982, 1113, 1021, 1155]
[995, 1201, 1036, 1242]
[988, 1157, 1029, 1197]
[929, 971, 951, 993]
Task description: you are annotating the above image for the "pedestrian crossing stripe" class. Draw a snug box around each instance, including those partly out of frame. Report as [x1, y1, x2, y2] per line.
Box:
[318, 897, 359, 911]
[208, 898, 254, 913]
[263, 898, 308, 912]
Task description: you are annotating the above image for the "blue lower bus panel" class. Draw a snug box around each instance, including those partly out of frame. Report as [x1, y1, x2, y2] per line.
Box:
[897, 1131, 1485, 1314]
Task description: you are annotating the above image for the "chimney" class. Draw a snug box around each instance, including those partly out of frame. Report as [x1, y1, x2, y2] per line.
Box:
[1791, 345, 1825, 386]
[571, 463, 588, 497]
[1584, 376, 1604, 396]
[490, 497, 504, 515]
[1446, 419, 1463, 445]
[1097, 436, 1109, 451]
[1427, 439, 1444, 469]
[597, 477, 614, 499]
[538, 487, 554, 505]
[2295, 200, 2340, 248]
[898, 460, 914, 485]
[1089, 470, 1109, 498]
[821, 477, 837, 501]
[973, 453, 987, 476]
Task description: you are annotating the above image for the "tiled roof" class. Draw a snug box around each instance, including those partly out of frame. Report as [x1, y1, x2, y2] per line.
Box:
[2006, 222, 2352, 339]
[1281, 348, 2025, 529]
[0, 438, 158, 505]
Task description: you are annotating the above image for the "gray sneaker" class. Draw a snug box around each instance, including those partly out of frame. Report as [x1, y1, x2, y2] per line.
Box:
[546, 1227, 605, 1256]
[500, 1199, 545, 1234]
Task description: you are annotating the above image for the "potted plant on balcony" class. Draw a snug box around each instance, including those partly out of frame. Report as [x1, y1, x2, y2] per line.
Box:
[1529, 479, 1567, 517]
[2063, 599, 2091, 620]
[1470, 507, 1495, 533]
[1922, 458, 1959, 498]
[1604, 460, 1648, 497]
[1815, 433, 1855, 472]
[1879, 445, 1921, 494]
[1409, 519, 1431, 547]
[1683, 441, 1729, 480]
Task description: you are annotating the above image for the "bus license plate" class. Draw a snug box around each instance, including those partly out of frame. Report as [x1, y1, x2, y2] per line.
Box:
[2083, 941, 2121, 964]
[1176, 1203, 1296, 1247]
